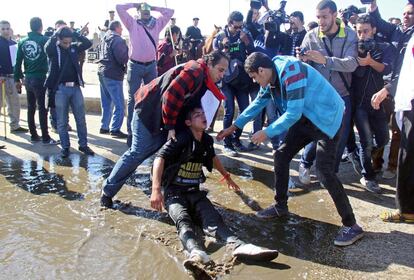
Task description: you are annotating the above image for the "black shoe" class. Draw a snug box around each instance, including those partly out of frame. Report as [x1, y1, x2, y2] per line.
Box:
[100, 193, 113, 208]
[110, 130, 128, 139]
[256, 204, 289, 219]
[30, 135, 42, 143]
[60, 148, 70, 158]
[79, 146, 95, 156]
[247, 142, 260, 151]
[11, 127, 29, 133]
[233, 140, 249, 152]
[99, 128, 110, 134]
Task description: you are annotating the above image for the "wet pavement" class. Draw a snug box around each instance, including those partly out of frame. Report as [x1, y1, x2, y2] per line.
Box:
[1, 110, 413, 280]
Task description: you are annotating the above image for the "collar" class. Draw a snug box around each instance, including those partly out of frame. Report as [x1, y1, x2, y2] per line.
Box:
[318, 18, 346, 39]
[198, 59, 225, 101]
[137, 16, 156, 29]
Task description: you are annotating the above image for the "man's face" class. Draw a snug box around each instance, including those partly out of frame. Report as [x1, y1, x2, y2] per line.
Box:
[248, 67, 272, 88]
[59, 37, 72, 49]
[109, 12, 115, 20]
[289, 16, 303, 32]
[193, 19, 199, 26]
[356, 23, 375, 41]
[171, 19, 176, 25]
[207, 58, 228, 83]
[229, 20, 243, 35]
[186, 108, 207, 131]
[115, 25, 123, 35]
[403, 4, 414, 31]
[140, 10, 151, 22]
[316, 8, 337, 34]
[0, 23, 11, 39]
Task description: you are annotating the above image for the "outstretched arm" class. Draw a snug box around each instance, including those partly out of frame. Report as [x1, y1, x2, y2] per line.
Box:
[213, 156, 240, 191]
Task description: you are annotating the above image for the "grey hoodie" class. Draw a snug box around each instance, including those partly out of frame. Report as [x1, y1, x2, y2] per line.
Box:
[98, 31, 129, 81]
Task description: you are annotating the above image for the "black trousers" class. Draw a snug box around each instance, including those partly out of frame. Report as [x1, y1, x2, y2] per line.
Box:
[396, 103, 414, 214]
[165, 189, 242, 253]
[273, 117, 357, 227]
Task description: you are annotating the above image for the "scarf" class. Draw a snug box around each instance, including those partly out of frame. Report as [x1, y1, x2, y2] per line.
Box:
[137, 17, 156, 30]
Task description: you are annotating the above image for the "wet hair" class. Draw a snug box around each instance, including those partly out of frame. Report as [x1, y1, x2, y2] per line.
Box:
[356, 14, 375, 28]
[30, 17, 42, 32]
[56, 26, 73, 39]
[291, 11, 304, 23]
[227, 11, 244, 24]
[176, 100, 203, 131]
[109, 20, 121, 31]
[244, 52, 274, 74]
[202, 50, 229, 67]
[316, 0, 337, 13]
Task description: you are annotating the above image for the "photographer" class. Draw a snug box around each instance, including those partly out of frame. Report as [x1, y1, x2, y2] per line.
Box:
[289, 11, 307, 56]
[352, 15, 395, 193]
[213, 11, 255, 156]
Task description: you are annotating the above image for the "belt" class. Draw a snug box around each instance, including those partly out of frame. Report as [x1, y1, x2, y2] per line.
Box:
[130, 59, 155, 66]
[60, 82, 78, 87]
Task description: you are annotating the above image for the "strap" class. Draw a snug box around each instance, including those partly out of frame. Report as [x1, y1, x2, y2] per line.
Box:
[322, 37, 352, 94]
[141, 24, 158, 56]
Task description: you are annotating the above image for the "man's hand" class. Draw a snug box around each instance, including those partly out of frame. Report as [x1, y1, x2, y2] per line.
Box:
[369, 0, 378, 13]
[371, 87, 389, 110]
[15, 81, 22, 94]
[304, 50, 327, 65]
[150, 189, 164, 212]
[251, 130, 268, 145]
[240, 30, 250, 45]
[357, 52, 373, 66]
[225, 177, 240, 192]
[167, 129, 176, 141]
[216, 125, 237, 141]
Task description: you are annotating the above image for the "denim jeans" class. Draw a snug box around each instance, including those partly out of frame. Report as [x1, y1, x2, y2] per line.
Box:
[273, 117, 356, 227]
[0, 77, 21, 130]
[55, 85, 88, 149]
[126, 60, 157, 135]
[301, 95, 351, 172]
[222, 83, 250, 147]
[98, 74, 125, 132]
[354, 106, 389, 180]
[25, 77, 50, 140]
[102, 111, 167, 198]
[165, 190, 243, 253]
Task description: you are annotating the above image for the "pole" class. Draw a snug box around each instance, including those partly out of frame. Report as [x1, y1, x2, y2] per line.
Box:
[164, 0, 178, 66]
[1, 79, 7, 140]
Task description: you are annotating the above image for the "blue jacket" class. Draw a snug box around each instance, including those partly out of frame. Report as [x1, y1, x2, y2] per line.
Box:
[234, 56, 345, 139]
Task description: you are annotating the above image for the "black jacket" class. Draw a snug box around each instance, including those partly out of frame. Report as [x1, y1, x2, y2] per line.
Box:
[98, 31, 129, 81]
[0, 37, 16, 76]
[44, 32, 92, 92]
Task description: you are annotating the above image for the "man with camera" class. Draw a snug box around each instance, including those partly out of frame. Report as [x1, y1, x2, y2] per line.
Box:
[213, 11, 255, 156]
[289, 11, 307, 56]
[352, 15, 395, 193]
[297, 0, 358, 185]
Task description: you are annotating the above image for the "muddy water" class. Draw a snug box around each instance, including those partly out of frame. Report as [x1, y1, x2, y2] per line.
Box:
[0, 153, 348, 279]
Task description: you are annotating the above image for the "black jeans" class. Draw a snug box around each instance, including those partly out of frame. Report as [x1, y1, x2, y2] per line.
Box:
[273, 117, 356, 227]
[165, 189, 242, 253]
[25, 77, 50, 141]
[397, 104, 414, 214]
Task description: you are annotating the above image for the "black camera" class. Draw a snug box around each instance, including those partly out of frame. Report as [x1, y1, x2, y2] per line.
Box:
[358, 38, 377, 53]
[263, 0, 289, 32]
[342, 5, 366, 21]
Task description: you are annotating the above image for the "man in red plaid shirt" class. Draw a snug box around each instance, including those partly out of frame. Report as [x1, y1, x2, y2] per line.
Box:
[101, 50, 229, 208]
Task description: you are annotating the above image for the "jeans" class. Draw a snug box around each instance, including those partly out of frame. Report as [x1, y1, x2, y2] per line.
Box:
[98, 74, 125, 132]
[0, 77, 21, 130]
[25, 77, 50, 140]
[301, 95, 352, 172]
[55, 85, 88, 149]
[274, 117, 356, 227]
[126, 60, 157, 135]
[102, 111, 167, 198]
[165, 190, 243, 253]
[354, 106, 389, 180]
[222, 83, 250, 147]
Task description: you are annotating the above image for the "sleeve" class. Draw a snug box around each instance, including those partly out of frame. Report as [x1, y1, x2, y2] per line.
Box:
[324, 31, 358, 73]
[45, 35, 58, 58]
[116, 3, 136, 31]
[244, 32, 255, 54]
[213, 31, 225, 50]
[112, 38, 129, 66]
[381, 44, 396, 76]
[152, 7, 174, 33]
[369, 8, 398, 42]
[156, 132, 189, 160]
[74, 33, 92, 52]
[13, 41, 24, 81]
[203, 134, 216, 172]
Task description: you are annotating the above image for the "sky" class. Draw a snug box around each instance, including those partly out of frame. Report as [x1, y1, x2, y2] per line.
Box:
[0, 0, 408, 37]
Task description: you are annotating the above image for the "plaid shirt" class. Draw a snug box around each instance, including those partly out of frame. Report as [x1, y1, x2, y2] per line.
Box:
[135, 59, 224, 134]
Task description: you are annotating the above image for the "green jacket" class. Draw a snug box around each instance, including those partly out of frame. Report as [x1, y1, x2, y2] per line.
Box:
[14, 31, 48, 81]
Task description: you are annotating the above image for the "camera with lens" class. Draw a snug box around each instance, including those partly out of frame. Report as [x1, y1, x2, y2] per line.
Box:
[358, 38, 377, 54]
[262, 0, 290, 32]
[342, 5, 366, 22]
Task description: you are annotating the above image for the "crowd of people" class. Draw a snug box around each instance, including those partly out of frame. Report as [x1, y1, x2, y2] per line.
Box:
[1, 0, 414, 274]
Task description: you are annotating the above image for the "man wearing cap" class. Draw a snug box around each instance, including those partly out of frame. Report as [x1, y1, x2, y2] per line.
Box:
[116, 2, 174, 145]
[103, 10, 116, 31]
[185, 17, 204, 60]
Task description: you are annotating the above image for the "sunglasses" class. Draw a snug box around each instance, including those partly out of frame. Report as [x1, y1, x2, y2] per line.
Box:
[232, 24, 243, 30]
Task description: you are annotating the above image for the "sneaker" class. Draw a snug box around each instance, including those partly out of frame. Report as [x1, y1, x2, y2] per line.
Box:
[256, 204, 288, 219]
[334, 225, 364, 246]
[30, 135, 42, 143]
[382, 169, 396, 179]
[110, 130, 128, 139]
[60, 148, 70, 158]
[79, 146, 95, 156]
[298, 164, 311, 185]
[288, 177, 297, 190]
[340, 152, 350, 163]
[348, 151, 362, 175]
[360, 177, 382, 193]
[223, 146, 238, 157]
[183, 249, 212, 279]
[233, 243, 278, 262]
[11, 127, 29, 133]
[247, 142, 260, 151]
[42, 138, 60, 145]
[233, 140, 249, 152]
[100, 193, 113, 208]
[186, 249, 210, 264]
[99, 128, 110, 134]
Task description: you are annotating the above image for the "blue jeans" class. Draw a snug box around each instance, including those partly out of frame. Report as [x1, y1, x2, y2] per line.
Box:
[102, 111, 167, 198]
[222, 83, 250, 147]
[55, 85, 88, 149]
[25, 77, 50, 140]
[99, 74, 125, 132]
[354, 106, 389, 180]
[301, 95, 351, 172]
[126, 60, 157, 134]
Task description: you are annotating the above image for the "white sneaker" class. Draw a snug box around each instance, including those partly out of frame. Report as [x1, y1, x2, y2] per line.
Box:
[360, 177, 381, 193]
[187, 249, 210, 264]
[299, 164, 311, 185]
[382, 169, 396, 179]
[233, 243, 278, 262]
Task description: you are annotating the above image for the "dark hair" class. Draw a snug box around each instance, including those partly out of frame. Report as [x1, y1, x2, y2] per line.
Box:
[307, 21, 319, 30]
[56, 26, 73, 39]
[0, 20, 10, 26]
[176, 100, 203, 131]
[109, 20, 121, 31]
[165, 25, 181, 38]
[203, 50, 229, 67]
[244, 52, 274, 74]
[227, 11, 244, 24]
[356, 14, 375, 28]
[30, 17, 42, 32]
[291, 11, 304, 23]
[316, 0, 337, 13]
[55, 20, 66, 27]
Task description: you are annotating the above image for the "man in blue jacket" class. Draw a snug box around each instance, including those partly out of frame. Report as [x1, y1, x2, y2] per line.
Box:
[217, 52, 364, 246]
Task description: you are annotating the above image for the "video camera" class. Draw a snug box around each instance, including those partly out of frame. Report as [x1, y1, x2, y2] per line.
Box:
[358, 38, 377, 53]
[259, 0, 289, 33]
[342, 5, 366, 22]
